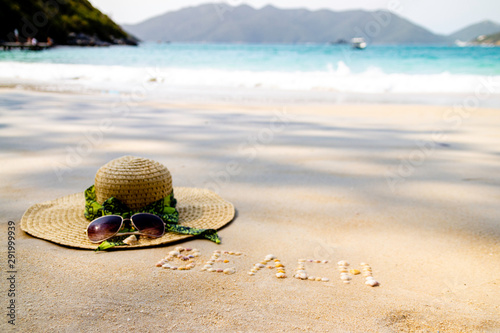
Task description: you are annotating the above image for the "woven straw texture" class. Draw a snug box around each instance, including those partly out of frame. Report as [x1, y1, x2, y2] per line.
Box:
[95, 156, 173, 211]
[20, 187, 235, 249]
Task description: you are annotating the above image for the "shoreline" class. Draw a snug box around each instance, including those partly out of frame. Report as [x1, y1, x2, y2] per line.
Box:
[3, 82, 500, 108]
[0, 88, 499, 331]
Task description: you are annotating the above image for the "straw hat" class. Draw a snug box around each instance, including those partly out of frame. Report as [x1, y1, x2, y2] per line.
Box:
[20, 156, 235, 249]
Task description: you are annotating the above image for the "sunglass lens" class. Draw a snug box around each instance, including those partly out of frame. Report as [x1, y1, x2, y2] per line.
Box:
[131, 213, 165, 238]
[87, 215, 123, 243]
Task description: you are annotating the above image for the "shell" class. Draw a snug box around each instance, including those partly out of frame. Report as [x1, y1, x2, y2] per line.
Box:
[308, 276, 316, 280]
[276, 272, 286, 278]
[321, 277, 329, 282]
[337, 260, 350, 267]
[350, 269, 361, 275]
[340, 275, 352, 281]
[248, 272, 255, 276]
[123, 235, 138, 245]
[224, 268, 236, 275]
[315, 277, 322, 281]
[366, 280, 380, 287]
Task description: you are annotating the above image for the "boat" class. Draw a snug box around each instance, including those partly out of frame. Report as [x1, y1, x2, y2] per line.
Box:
[351, 37, 367, 49]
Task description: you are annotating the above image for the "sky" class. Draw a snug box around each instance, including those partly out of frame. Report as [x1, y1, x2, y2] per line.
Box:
[90, 0, 500, 35]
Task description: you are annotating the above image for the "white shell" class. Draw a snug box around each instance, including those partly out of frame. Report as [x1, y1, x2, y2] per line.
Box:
[276, 272, 286, 278]
[340, 275, 352, 281]
[223, 268, 236, 275]
[366, 280, 380, 287]
[162, 264, 171, 269]
[123, 235, 138, 245]
[248, 272, 255, 276]
[337, 260, 350, 267]
[321, 277, 329, 282]
[308, 276, 316, 280]
[265, 254, 276, 260]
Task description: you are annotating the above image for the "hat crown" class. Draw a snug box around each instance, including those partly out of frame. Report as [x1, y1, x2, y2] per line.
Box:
[94, 156, 172, 210]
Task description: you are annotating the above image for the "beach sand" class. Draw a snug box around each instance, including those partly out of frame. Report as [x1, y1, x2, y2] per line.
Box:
[0, 88, 499, 332]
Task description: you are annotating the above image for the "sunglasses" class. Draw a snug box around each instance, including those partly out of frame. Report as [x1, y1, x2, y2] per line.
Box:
[87, 213, 165, 243]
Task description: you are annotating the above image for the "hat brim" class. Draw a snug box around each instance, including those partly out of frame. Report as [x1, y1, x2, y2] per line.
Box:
[20, 187, 235, 250]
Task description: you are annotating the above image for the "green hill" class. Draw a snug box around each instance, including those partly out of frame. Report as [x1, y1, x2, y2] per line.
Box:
[0, 0, 135, 44]
[449, 20, 500, 42]
[473, 32, 500, 45]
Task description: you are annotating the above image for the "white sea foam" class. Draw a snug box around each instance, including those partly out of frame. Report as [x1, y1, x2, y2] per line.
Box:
[1, 61, 499, 97]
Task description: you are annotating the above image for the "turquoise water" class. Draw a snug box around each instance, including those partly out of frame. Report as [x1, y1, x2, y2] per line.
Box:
[1, 43, 500, 75]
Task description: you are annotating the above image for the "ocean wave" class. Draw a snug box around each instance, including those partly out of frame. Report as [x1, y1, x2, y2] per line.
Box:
[1, 61, 499, 95]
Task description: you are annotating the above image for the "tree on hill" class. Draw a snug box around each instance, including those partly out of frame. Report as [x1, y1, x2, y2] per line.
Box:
[0, 0, 133, 44]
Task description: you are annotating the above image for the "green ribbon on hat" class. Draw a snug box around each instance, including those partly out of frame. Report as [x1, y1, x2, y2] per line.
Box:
[84, 185, 221, 251]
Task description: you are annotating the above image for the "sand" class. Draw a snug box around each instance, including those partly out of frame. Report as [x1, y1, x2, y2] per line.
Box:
[0, 88, 499, 332]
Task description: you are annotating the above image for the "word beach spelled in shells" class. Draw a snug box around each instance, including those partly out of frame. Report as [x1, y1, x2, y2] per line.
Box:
[156, 248, 380, 287]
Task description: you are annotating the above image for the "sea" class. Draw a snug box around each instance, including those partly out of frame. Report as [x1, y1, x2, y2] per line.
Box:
[1, 43, 500, 105]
